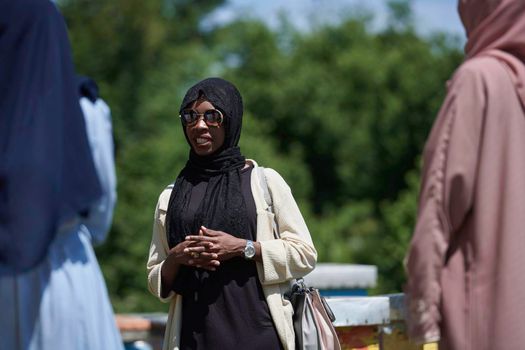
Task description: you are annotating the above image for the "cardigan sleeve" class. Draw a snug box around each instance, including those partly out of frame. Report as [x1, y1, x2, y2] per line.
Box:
[146, 186, 176, 302]
[258, 168, 318, 285]
[405, 62, 486, 344]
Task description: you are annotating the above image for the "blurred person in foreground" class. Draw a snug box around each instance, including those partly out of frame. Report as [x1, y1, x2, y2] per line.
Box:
[146, 77, 317, 350]
[0, 1, 122, 349]
[405, 0, 525, 349]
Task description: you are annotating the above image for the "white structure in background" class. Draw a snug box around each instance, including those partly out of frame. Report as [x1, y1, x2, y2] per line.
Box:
[304, 263, 377, 296]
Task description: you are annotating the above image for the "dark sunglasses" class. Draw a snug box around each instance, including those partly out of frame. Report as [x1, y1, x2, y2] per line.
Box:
[179, 109, 224, 127]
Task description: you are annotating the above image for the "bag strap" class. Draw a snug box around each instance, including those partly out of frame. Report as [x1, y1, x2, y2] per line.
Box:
[257, 166, 273, 212]
[257, 166, 280, 239]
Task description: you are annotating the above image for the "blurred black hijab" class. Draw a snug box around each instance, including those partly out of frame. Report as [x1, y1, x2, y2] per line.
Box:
[0, 0, 102, 272]
[166, 78, 248, 251]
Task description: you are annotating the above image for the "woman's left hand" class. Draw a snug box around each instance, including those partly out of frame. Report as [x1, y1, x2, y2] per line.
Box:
[185, 226, 245, 262]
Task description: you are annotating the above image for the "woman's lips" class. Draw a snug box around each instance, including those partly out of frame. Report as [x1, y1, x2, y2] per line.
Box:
[195, 137, 211, 145]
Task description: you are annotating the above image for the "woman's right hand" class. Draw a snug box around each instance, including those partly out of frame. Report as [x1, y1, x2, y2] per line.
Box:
[160, 240, 220, 297]
[166, 239, 220, 271]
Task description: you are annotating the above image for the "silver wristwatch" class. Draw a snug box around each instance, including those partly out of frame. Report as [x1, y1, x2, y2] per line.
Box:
[244, 240, 256, 260]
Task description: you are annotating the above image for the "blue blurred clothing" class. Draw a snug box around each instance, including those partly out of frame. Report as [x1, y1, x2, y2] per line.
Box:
[0, 0, 102, 271]
[79, 96, 117, 245]
[0, 96, 123, 350]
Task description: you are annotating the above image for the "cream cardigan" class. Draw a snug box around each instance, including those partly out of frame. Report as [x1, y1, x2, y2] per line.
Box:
[146, 160, 317, 350]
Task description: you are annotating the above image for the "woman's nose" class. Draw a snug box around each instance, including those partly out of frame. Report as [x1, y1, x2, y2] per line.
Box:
[194, 116, 208, 129]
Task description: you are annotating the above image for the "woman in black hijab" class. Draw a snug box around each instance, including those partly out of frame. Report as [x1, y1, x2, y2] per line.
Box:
[147, 77, 317, 350]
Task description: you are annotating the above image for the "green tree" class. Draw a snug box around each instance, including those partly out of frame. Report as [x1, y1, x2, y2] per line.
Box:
[211, 9, 461, 292]
[58, 0, 463, 311]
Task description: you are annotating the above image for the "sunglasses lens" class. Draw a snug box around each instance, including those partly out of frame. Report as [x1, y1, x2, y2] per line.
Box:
[181, 109, 223, 126]
[204, 110, 223, 125]
[181, 110, 197, 125]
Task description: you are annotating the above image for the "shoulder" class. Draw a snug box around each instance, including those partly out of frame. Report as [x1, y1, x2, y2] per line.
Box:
[452, 56, 508, 91]
[157, 184, 174, 212]
[257, 166, 291, 193]
[457, 56, 505, 76]
[452, 59, 487, 87]
[80, 98, 112, 127]
[262, 167, 284, 182]
[247, 158, 290, 189]
[450, 56, 518, 110]
[248, 159, 283, 183]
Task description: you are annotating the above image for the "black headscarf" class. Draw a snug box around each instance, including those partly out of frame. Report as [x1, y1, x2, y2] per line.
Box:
[166, 77, 248, 255]
[0, 0, 102, 272]
[76, 75, 100, 103]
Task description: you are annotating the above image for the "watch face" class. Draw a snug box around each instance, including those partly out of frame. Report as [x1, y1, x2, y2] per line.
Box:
[244, 241, 256, 259]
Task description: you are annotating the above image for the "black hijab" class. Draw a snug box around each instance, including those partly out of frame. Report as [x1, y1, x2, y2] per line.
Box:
[0, 0, 102, 272]
[76, 75, 100, 103]
[166, 77, 249, 251]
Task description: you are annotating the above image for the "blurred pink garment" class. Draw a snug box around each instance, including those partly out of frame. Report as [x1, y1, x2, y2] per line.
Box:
[405, 1, 525, 349]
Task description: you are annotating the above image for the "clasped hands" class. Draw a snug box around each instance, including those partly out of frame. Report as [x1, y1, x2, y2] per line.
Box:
[172, 226, 246, 271]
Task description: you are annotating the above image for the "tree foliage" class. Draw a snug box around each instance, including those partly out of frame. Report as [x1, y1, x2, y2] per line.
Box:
[59, 0, 463, 312]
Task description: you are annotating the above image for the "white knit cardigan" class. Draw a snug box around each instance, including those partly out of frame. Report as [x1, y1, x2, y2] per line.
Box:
[146, 159, 317, 350]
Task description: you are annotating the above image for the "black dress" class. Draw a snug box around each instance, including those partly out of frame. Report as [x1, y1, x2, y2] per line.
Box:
[175, 165, 283, 350]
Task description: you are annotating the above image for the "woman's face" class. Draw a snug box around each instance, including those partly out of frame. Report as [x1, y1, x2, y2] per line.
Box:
[185, 99, 225, 156]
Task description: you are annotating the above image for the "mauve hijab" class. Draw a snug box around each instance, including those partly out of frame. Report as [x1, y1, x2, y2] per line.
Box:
[460, 0, 525, 105]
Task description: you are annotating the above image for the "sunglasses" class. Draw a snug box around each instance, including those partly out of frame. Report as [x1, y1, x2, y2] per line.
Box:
[179, 109, 224, 127]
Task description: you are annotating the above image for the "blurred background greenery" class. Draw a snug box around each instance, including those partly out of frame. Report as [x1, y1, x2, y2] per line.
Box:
[58, 0, 463, 312]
